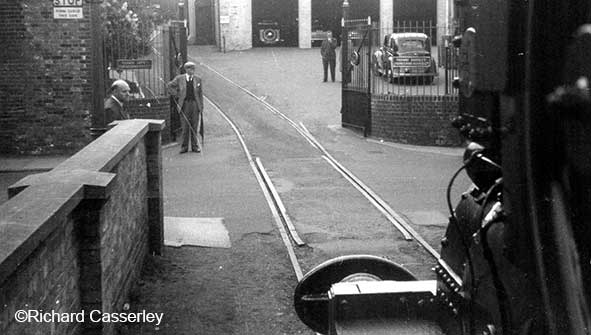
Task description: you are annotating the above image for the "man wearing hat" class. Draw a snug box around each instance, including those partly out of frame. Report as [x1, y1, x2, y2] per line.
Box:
[104, 79, 131, 124]
[320, 31, 337, 82]
[167, 61, 204, 153]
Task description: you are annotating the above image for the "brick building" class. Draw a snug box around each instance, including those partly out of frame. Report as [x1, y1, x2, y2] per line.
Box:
[0, 0, 93, 154]
[0, 0, 452, 154]
[186, 0, 449, 51]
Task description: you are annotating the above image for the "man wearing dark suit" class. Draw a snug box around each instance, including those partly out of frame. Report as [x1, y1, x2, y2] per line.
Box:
[104, 79, 131, 124]
[167, 61, 204, 154]
[320, 31, 337, 82]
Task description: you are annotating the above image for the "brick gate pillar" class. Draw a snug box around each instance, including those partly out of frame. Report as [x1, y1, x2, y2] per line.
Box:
[380, 0, 393, 42]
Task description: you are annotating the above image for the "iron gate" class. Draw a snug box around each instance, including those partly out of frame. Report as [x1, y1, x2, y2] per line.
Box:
[341, 19, 460, 138]
[341, 18, 374, 136]
[103, 21, 187, 140]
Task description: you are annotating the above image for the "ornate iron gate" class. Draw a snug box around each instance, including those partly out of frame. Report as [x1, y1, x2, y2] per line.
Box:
[103, 21, 187, 140]
[341, 18, 374, 136]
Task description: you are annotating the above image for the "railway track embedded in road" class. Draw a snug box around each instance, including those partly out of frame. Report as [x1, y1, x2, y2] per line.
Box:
[200, 62, 444, 284]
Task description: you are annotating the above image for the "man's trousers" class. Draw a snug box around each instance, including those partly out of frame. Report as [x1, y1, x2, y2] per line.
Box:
[180, 100, 202, 151]
[323, 58, 336, 82]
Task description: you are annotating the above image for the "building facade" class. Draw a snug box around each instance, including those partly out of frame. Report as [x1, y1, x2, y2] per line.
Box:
[186, 0, 446, 51]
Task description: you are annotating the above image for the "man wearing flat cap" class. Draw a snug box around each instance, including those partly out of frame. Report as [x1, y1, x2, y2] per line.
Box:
[167, 61, 204, 153]
[104, 79, 131, 124]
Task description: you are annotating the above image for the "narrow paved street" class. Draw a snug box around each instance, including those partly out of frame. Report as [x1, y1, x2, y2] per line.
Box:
[127, 46, 470, 334]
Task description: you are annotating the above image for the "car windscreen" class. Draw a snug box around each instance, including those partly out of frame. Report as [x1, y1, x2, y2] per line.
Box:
[397, 39, 425, 52]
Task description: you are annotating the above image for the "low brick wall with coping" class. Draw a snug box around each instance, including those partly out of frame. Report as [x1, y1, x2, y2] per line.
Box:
[370, 94, 462, 146]
[127, 98, 172, 144]
[0, 119, 164, 335]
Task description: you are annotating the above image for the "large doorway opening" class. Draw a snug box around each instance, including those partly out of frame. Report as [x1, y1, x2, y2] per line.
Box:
[311, 0, 379, 46]
[194, 0, 215, 45]
[393, 0, 436, 22]
[252, 0, 298, 47]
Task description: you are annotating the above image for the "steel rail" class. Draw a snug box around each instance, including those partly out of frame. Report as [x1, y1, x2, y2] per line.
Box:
[204, 96, 304, 281]
[199, 61, 418, 242]
[200, 62, 457, 335]
[255, 157, 306, 246]
[298, 122, 415, 242]
[199, 60, 447, 262]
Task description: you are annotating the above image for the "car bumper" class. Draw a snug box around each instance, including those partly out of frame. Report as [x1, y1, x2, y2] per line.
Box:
[391, 69, 436, 78]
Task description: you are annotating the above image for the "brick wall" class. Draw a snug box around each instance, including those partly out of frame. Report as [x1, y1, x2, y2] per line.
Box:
[371, 95, 462, 146]
[0, 214, 82, 335]
[127, 98, 172, 144]
[0, 0, 93, 154]
[0, 120, 164, 335]
[100, 141, 149, 335]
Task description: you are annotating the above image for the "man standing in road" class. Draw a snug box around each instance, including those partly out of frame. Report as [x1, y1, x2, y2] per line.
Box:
[104, 79, 131, 124]
[320, 31, 337, 82]
[167, 61, 204, 154]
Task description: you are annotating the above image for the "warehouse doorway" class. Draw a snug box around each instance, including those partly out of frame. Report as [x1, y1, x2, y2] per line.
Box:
[252, 0, 298, 47]
[194, 0, 215, 45]
[311, 0, 379, 46]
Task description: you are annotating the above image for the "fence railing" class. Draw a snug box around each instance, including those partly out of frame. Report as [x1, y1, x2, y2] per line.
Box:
[344, 20, 459, 98]
[103, 22, 184, 101]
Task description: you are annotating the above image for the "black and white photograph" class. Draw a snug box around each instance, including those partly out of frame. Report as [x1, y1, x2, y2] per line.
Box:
[1, 0, 591, 334]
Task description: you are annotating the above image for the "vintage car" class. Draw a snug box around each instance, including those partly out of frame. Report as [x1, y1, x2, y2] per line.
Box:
[372, 32, 437, 84]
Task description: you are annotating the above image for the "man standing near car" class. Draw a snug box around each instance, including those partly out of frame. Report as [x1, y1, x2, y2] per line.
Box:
[320, 31, 337, 82]
[167, 61, 204, 154]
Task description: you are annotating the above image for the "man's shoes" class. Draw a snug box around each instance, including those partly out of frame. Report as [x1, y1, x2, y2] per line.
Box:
[323, 79, 327, 82]
[192, 147, 201, 153]
[180, 148, 188, 154]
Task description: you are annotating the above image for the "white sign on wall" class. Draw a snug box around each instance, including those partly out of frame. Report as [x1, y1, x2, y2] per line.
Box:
[220, 15, 230, 24]
[53, 0, 83, 19]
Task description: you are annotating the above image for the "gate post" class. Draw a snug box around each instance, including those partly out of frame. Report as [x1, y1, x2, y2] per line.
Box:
[365, 18, 372, 137]
[89, 0, 106, 139]
[180, 25, 188, 67]
[341, 0, 350, 85]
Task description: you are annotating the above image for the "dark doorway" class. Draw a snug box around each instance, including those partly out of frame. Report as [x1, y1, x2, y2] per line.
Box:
[392, 0, 437, 44]
[195, 0, 215, 45]
[311, 0, 379, 45]
[393, 0, 436, 22]
[311, 0, 340, 46]
[348, 0, 379, 20]
[252, 0, 298, 47]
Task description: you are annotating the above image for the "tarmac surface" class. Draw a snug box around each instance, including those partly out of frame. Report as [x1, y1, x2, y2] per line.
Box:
[0, 45, 469, 334]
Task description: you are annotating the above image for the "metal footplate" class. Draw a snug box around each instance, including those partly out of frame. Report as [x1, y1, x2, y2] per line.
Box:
[294, 255, 462, 335]
[328, 280, 444, 335]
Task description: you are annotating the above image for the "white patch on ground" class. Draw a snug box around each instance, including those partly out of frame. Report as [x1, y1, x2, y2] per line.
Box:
[405, 211, 448, 227]
[272, 177, 295, 193]
[164, 217, 231, 248]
